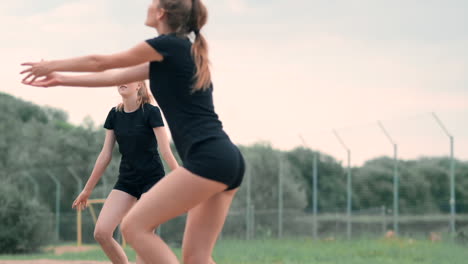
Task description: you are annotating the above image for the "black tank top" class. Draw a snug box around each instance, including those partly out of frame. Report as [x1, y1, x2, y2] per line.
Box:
[146, 34, 228, 160]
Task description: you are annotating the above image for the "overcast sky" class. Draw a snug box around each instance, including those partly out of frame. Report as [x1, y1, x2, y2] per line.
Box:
[1, 0, 467, 165]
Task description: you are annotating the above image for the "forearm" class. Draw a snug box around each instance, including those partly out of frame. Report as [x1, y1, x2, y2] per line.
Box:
[161, 148, 179, 171]
[59, 70, 142, 88]
[60, 70, 121, 87]
[58, 63, 148, 88]
[83, 152, 112, 192]
[50, 55, 108, 73]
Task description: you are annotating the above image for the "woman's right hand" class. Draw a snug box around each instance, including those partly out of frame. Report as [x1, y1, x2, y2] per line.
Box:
[72, 189, 91, 211]
[22, 72, 64, 88]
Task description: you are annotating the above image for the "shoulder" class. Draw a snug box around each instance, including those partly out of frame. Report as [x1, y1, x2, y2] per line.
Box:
[146, 34, 191, 51]
[143, 103, 161, 113]
[107, 107, 117, 116]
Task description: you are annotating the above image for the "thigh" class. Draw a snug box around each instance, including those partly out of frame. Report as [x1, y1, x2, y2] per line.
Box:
[95, 189, 138, 232]
[182, 188, 238, 256]
[123, 167, 228, 232]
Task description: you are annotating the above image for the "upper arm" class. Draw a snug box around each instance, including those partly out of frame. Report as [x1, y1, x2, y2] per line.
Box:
[100, 42, 163, 70]
[101, 129, 116, 155]
[111, 63, 150, 85]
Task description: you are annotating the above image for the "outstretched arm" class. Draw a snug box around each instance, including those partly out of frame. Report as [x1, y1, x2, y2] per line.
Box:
[21, 41, 162, 83]
[72, 129, 116, 210]
[24, 63, 149, 88]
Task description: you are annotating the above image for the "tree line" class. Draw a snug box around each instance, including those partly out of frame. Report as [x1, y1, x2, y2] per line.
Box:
[1, 92, 467, 252]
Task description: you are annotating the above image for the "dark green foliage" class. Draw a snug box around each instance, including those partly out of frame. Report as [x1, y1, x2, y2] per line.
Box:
[0, 182, 53, 253]
[286, 147, 346, 212]
[1, 91, 468, 243]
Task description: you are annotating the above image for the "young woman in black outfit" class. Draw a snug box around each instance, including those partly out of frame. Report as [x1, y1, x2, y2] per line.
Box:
[21, 0, 245, 263]
[72, 81, 178, 264]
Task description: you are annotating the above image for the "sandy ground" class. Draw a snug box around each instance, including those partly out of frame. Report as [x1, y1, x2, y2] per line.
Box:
[0, 261, 111, 264]
[0, 246, 115, 264]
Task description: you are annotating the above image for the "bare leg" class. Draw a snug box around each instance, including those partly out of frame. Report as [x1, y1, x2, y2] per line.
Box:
[182, 189, 238, 264]
[94, 190, 137, 264]
[121, 167, 227, 264]
[135, 193, 151, 264]
[135, 255, 146, 264]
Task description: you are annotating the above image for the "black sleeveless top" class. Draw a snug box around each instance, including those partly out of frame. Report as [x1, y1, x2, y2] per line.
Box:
[146, 34, 228, 159]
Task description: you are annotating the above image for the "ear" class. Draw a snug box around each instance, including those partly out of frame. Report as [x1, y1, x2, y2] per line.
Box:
[156, 7, 166, 21]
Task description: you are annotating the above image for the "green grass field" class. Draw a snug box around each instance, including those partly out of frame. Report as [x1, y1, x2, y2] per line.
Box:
[1, 239, 467, 264]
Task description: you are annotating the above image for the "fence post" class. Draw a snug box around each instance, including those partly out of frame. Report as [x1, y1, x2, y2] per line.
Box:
[101, 176, 108, 198]
[333, 130, 352, 239]
[313, 152, 318, 240]
[77, 209, 82, 247]
[378, 121, 399, 235]
[431, 112, 456, 235]
[250, 205, 255, 239]
[278, 153, 284, 238]
[246, 160, 252, 240]
[67, 167, 83, 196]
[23, 171, 40, 200]
[46, 170, 61, 241]
[381, 206, 386, 235]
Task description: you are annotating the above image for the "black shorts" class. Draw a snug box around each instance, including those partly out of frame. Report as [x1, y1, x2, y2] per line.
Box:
[183, 137, 245, 191]
[113, 177, 162, 200]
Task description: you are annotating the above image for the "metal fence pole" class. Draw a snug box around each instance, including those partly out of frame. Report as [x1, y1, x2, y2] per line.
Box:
[23, 171, 40, 200]
[299, 135, 319, 240]
[278, 153, 284, 238]
[67, 167, 83, 195]
[245, 160, 252, 240]
[381, 206, 386, 234]
[431, 112, 456, 235]
[378, 121, 399, 235]
[46, 171, 61, 240]
[313, 152, 318, 240]
[101, 176, 108, 198]
[250, 204, 255, 239]
[333, 130, 352, 239]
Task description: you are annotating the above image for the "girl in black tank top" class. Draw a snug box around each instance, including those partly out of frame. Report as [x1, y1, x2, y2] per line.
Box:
[22, 1, 245, 263]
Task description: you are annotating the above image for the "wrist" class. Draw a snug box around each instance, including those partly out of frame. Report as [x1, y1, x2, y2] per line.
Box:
[83, 188, 92, 195]
[46, 60, 58, 72]
[58, 74, 68, 86]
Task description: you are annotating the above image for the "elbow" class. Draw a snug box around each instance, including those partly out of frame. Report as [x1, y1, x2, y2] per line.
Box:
[161, 151, 172, 162]
[90, 55, 108, 72]
[161, 147, 172, 157]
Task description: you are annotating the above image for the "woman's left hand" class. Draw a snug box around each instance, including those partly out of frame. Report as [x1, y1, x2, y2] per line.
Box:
[20, 60, 53, 83]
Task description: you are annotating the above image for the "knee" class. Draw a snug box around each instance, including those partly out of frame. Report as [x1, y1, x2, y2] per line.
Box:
[93, 227, 113, 243]
[120, 216, 142, 244]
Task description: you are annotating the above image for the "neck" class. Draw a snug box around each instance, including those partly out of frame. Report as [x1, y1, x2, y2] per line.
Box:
[156, 23, 173, 35]
[122, 95, 140, 113]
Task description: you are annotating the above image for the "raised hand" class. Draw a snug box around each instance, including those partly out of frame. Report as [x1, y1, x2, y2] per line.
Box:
[20, 60, 53, 84]
[72, 189, 91, 211]
[22, 72, 63, 88]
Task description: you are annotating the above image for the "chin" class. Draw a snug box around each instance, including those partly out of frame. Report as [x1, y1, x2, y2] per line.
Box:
[145, 20, 158, 29]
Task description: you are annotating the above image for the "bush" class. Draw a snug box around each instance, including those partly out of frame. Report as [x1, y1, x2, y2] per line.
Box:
[0, 182, 53, 254]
